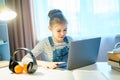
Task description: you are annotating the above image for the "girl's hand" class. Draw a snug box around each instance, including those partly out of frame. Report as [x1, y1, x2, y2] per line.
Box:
[41, 62, 58, 69]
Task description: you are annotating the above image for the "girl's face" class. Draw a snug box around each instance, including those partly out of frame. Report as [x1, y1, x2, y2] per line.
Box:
[49, 24, 67, 43]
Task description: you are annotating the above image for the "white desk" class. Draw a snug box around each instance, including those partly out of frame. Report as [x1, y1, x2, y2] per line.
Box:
[0, 62, 119, 80]
[77, 62, 120, 80]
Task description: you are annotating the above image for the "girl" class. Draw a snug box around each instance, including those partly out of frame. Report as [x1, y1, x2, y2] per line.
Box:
[22, 9, 72, 69]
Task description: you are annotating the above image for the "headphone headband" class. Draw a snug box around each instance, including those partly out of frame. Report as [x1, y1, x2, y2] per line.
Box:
[12, 48, 37, 64]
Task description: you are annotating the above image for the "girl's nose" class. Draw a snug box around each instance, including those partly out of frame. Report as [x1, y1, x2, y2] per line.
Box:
[61, 32, 65, 36]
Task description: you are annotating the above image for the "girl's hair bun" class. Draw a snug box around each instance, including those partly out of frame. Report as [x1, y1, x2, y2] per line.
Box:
[48, 9, 62, 18]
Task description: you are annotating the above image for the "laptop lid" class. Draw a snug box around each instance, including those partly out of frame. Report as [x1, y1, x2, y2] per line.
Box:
[67, 37, 101, 70]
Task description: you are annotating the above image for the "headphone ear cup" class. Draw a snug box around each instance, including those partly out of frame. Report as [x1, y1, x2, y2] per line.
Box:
[23, 64, 28, 73]
[9, 61, 19, 73]
[14, 64, 23, 74]
[27, 62, 34, 73]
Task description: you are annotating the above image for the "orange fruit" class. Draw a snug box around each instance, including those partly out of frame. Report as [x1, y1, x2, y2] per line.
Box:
[14, 65, 23, 74]
[23, 64, 28, 73]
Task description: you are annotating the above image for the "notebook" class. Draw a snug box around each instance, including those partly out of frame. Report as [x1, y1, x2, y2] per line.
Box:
[58, 37, 101, 70]
[40, 70, 108, 80]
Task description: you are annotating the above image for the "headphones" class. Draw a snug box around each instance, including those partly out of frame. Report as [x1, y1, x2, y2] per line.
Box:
[9, 48, 38, 74]
[114, 42, 120, 49]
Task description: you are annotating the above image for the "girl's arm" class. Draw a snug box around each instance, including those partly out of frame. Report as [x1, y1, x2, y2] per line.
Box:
[37, 60, 59, 69]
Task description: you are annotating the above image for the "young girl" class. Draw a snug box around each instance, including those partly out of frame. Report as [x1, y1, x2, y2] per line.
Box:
[22, 9, 72, 69]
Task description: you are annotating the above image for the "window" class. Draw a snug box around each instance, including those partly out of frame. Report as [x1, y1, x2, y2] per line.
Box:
[33, 0, 120, 41]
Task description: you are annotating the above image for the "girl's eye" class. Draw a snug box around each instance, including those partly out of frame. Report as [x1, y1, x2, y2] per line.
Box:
[64, 29, 67, 31]
[57, 30, 67, 32]
[57, 30, 61, 32]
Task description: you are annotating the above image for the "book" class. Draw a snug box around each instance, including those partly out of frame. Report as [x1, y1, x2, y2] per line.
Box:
[40, 70, 108, 80]
[107, 51, 120, 69]
[108, 60, 120, 68]
[107, 52, 120, 72]
[107, 52, 120, 62]
[112, 66, 120, 72]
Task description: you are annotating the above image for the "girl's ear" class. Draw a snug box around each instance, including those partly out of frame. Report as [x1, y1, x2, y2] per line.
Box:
[48, 26, 52, 31]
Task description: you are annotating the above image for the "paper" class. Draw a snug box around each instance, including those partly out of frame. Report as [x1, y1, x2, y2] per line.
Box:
[40, 69, 108, 80]
[73, 70, 108, 80]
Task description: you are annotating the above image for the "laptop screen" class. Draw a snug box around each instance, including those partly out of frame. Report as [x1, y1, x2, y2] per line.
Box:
[67, 37, 101, 70]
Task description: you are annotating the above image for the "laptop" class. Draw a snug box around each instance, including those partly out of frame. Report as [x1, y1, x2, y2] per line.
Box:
[58, 37, 101, 70]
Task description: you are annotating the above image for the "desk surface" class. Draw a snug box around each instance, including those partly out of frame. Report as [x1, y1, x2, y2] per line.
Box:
[78, 62, 120, 80]
[0, 62, 119, 80]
